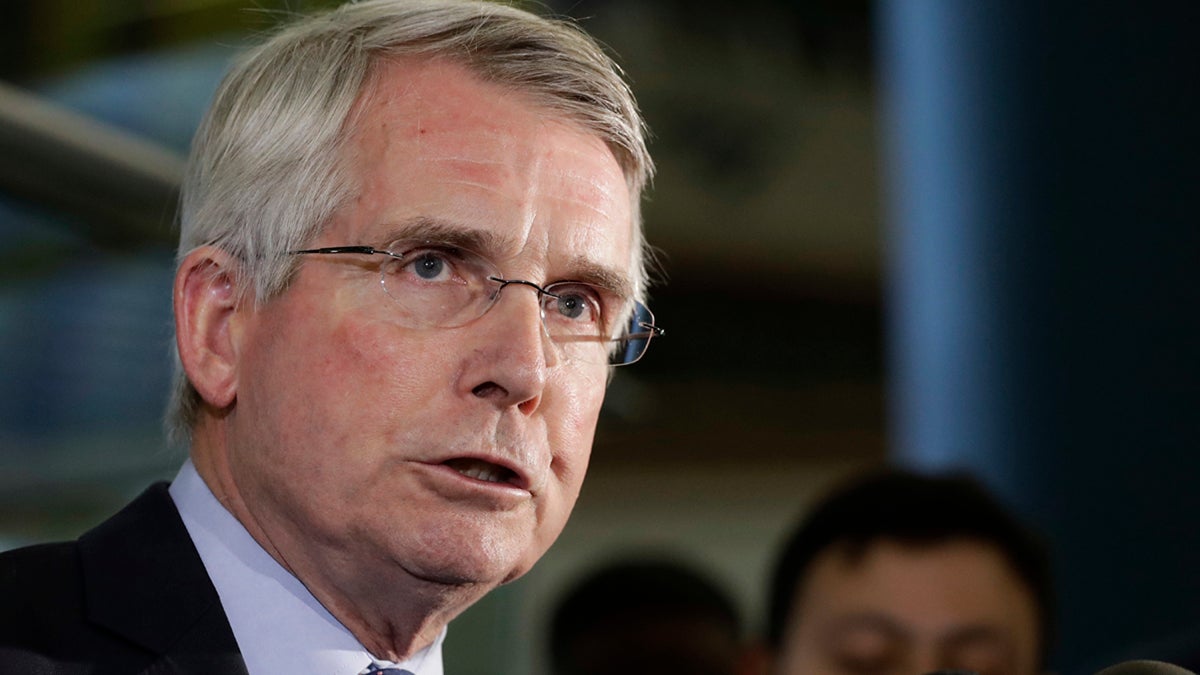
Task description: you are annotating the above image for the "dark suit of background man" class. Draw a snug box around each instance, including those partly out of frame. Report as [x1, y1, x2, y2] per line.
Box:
[0, 0, 662, 672]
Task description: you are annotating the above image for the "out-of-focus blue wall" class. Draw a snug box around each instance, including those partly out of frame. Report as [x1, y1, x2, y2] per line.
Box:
[880, 3, 1200, 672]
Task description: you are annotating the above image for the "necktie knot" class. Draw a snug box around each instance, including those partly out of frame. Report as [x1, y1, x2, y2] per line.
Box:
[360, 662, 415, 675]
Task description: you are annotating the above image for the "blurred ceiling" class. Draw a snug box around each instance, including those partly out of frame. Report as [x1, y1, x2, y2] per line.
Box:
[2, 0, 880, 281]
[0, 0, 884, 538]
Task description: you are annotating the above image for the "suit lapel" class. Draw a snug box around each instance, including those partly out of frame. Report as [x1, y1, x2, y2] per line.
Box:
[78, 483, 249, 675]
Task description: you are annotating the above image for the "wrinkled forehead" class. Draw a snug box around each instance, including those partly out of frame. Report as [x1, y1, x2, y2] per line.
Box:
[350, 54, 638, 186]
[350, 55, 640, 204]
[336, 57, 635, 276]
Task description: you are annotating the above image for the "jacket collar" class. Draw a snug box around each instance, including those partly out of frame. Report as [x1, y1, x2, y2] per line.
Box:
[78, 482, 248, 674]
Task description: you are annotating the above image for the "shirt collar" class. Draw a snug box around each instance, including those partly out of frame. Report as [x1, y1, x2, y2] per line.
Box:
[169, 459, 445, 675]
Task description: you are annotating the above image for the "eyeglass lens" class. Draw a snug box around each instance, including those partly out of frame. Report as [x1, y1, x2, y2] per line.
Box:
[375, 242, 656, 366]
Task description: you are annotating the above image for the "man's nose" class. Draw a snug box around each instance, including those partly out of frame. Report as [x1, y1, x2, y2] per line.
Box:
[467, 281, 556, 411]
[489, 280, 560, 364]
[910, 646, 944, 675]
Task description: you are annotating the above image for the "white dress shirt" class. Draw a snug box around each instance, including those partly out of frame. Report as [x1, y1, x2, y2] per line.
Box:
[169, 460, 445, 675]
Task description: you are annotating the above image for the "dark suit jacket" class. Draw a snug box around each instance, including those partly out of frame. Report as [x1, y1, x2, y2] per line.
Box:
[0, 482, 249, 674]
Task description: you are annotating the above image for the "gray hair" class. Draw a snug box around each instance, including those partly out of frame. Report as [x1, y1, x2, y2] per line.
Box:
[167, 0, 654, 442]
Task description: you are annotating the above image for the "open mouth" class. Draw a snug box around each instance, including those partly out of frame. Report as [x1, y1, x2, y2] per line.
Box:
[442, 457, 520, 486]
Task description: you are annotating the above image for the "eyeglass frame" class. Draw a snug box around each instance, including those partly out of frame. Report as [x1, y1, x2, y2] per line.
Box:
[288, 244, 663, 366]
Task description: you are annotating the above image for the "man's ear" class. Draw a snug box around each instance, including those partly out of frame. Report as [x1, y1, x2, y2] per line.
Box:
[174, 246, 246, 411]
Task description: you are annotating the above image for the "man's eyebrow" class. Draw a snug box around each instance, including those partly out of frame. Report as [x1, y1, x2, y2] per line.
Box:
[822, 613, 911, 641]
[379, 217, 508, 254]
[563, 256, 634, 300]
[940, 624, 1012, 648]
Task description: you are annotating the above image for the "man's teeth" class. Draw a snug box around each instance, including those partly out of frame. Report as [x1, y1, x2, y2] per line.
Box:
[447, 459, 510, 484]
[460, 464, 505, 483]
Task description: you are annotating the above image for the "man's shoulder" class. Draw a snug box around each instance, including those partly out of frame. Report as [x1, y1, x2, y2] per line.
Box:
[0, 481, 241, 673]
[0, 537, 95, 671]
[0, 537, 81, 582]
[0, 538, 84, 631]
[0, 481, 180, 604]
[0, 523, 122, 673]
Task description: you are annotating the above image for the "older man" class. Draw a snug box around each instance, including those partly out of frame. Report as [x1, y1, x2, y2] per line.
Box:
[0, 1, 659, 673]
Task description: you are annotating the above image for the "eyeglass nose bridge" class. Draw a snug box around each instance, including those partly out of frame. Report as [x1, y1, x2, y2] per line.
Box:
[486, 275, 559, 305]
[483, 275, 564, 326]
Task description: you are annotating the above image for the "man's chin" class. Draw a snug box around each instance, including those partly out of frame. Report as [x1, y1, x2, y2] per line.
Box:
[400, 551, 527, 591]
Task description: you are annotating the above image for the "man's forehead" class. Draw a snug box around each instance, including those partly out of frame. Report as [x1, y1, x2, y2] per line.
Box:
[795, 539, 1038, 637]
[358, 58, 566, 152]
[357, 58, 630, 201]
[339, 57, 634, 277]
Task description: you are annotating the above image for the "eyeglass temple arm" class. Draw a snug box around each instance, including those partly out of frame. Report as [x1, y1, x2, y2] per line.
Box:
[634, 322, 664, 338]
[291, 246, 390, 256]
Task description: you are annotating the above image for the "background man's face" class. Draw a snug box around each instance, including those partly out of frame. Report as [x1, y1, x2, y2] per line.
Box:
[222, 58, 633, 594]
[774, 539, 1041, 675]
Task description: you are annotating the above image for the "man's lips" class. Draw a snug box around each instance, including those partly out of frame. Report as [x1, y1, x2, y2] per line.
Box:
[439, 457, 530, 492]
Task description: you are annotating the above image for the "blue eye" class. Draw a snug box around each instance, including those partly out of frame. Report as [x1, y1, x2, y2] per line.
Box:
[544, 284, 604, 326]
[413, 253, 445, 280]
[556, 293, 586, 319]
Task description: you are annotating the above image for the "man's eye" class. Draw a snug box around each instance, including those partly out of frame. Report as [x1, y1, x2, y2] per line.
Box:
[390, 248, 463, 283]
[411, 252, 448, 280]
[548, 285, 602, 324]
[556, 294, 587, 319]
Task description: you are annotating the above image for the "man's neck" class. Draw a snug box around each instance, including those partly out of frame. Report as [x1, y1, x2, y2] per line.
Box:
[187, 423, 488, 659]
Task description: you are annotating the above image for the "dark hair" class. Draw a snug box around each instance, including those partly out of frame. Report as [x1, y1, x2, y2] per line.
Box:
[765, 468, 1055, 666]
[550, 557, 741, 675]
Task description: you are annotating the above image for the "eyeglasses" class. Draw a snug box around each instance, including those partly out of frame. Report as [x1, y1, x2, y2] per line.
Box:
[290, 241, 663, 366]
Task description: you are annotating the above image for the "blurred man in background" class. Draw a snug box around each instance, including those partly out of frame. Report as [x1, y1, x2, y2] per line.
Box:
[758, 469, 1054, 675]
[0, 1, 660, 673]
[550, 557, 744, 675]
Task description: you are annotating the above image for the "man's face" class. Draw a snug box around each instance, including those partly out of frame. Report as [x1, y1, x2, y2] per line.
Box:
[220, 59, 633, 593]
[774, 540, 1041, 675]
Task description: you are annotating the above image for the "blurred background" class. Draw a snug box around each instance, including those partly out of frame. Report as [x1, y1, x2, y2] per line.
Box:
[0, 1, 1196, 674]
